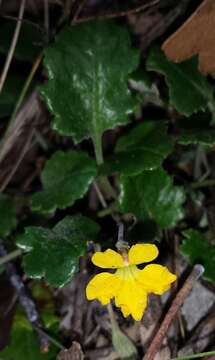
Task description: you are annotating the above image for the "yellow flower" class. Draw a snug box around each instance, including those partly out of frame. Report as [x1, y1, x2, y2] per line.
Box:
[86, 244, 176, 321]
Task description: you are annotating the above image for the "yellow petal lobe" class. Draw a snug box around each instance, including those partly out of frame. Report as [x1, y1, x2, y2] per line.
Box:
[128, 244, 159, 265]
[92, 249, 124, 268]
[137, 264, 176, 295]
[115, 265, 148, 321]
[86, 272, 121, 305]
[115, 279, 147, 321]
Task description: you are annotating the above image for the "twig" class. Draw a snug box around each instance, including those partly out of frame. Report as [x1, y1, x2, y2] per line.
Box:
[44, 0, 50, 43]
[74, 0, 159, 24]
[11, 52, 43, 119]
[93, 181, 107, 208]
[72, 0, 89, 23]
[0, 240, 50, 352]
[0, 15, 44, 32]
[34, 325, 65, 351]
[0, 129, 34, 192]
[0, 249, 22, 266]
[143, 265, 205, 360]
[191, 179, 215, 189]
[0, 0, 26, 94]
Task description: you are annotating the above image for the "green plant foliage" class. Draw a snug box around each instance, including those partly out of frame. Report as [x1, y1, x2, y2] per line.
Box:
[40, 21, 139, 162]
[146, 48, 213, 116]
[101, 121, 173, 175]
[16, 215, 100, 287]
[31, 151, 97, 215]
[179, 128, 215, 146]
[181, 230, 215, 283]
[129, 69, 162, 107]
[0, 313, 58, 360]
[0, 75, 25, 117]
[0, 194, 17, 237]
[119, 168, 185, 228]
[0, 20, 43, 62]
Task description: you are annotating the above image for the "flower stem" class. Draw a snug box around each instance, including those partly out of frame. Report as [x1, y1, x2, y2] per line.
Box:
[107, 303, 137, 360]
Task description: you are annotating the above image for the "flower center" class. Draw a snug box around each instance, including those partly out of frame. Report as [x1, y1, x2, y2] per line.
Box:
[115, 264, 139, 281]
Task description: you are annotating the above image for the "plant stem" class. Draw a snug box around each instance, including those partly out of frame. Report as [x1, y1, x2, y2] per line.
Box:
[11, 52, 43, 120]
[170, 350, 215, 360]
[191, 178, 215, 189]
[94, 136, 118, 200]
[99, 176, 118, 200]
[34, 325, 65, 351]
[0, 249, 22, 266]
[97, 203, 117, 217]
[107, 303, 119, 329]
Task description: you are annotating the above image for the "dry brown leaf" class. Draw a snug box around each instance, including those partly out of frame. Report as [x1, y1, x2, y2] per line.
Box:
[162, 0, 215, 74]
[57, 342, 84, 360]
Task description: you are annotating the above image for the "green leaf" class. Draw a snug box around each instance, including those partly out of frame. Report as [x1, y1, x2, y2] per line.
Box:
[146, 48, 213, 116]
[129, 69, 162, 107]
[16, 215, 100, 287]
[119, 168, 185, 228]
[0, 75, 25, 117]
[0, 313, 58, 360]
[0, 20, 43, 62]
[40, 21, 139, 162]
[181, 230, 215, 283]
[101, 121, 173, 175]
[0, 194, 17, 237]
[179, 128, 215, 146]
[31, 150, 97, 215]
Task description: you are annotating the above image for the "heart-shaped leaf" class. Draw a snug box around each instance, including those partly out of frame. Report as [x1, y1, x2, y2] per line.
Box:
[101, 121, 173, 175]
[16, 215, 100, 287]
[40, 21, 139, 162]
[146, 48, 213, 116]
[31, 151, 97, 215]
[119, 168, 185, 228]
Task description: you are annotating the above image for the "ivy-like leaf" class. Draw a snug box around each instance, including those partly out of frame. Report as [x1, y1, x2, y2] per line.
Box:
[101, 121, 173, 175]
[0, 194, 17, 237]
[31, 151, 97, 215]
[181, 230, 215, 283]
[119, 168, 185, 228]
[16, 215, 100, 287]
[146, 48, 213, 116]
[40, 21, 139, 161]
[0, 313, 58, 360]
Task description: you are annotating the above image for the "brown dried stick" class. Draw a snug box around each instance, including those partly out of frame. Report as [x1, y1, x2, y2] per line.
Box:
[74, 0, 159, 24]
[0, 0, 26, 94]
[143, 264, 205, 360]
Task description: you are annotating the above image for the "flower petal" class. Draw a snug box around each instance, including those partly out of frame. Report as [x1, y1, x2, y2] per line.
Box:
[128, 244, 159, 265]
[86, 272, 121, 305]
[92, 249, 124, 268]
[115, 279, 147, 321]
[137, 264, 176, 295]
